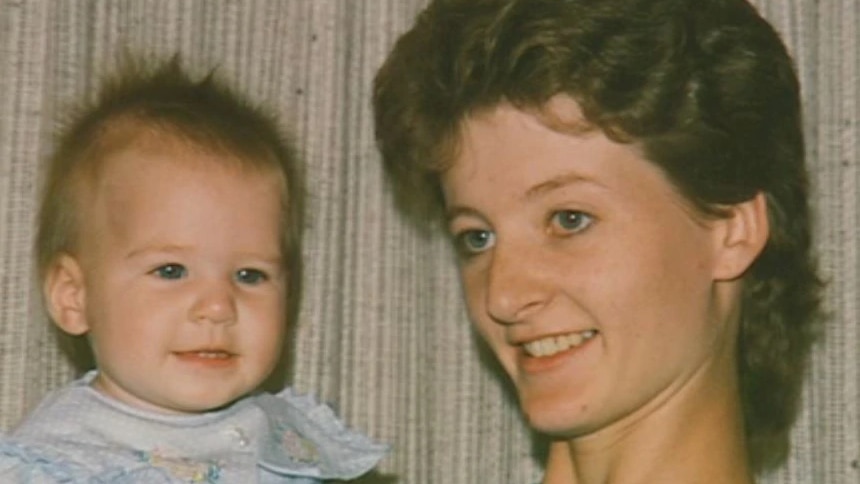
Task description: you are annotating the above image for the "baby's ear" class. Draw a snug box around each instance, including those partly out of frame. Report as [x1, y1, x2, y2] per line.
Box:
[711, 192, 769, 281]
[44, 254, 89, 335]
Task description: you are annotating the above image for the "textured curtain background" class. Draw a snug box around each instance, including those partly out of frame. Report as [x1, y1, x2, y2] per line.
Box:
[0, 1, 856, 483]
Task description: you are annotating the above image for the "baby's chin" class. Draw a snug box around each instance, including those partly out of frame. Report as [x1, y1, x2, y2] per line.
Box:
[151, 389, 256, 415]
[134, 394, 250, 416]
[91, 375, 255, 416]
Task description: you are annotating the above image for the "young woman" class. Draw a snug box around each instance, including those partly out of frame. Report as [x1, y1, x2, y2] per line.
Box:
[372, 0, 823, 482]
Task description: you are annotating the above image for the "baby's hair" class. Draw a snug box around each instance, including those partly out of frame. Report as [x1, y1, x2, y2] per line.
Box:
[37, 56, 303, 373]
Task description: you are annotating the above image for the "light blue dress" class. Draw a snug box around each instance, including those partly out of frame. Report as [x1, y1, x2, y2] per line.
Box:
[0, 372, 388, 483]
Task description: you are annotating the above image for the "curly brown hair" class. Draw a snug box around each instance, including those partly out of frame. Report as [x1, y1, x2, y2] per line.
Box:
[37, 57, 304, 385]
[373, 0, 823, 473]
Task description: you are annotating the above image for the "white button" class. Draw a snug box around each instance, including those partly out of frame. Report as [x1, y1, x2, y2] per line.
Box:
[225, 426, 249, 447]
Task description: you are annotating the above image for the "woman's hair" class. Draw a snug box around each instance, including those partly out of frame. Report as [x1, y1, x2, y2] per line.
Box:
[37, 56, 304, 378]
[373, 0, 823, 473]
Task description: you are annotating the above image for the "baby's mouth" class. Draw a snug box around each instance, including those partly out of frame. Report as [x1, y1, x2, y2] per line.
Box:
[174, 349, 236, 360]
[185, 350, 233, 359]
[522, 330, 598, 358]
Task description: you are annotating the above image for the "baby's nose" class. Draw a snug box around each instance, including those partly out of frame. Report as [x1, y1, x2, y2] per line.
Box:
[189, 280, 238, 325]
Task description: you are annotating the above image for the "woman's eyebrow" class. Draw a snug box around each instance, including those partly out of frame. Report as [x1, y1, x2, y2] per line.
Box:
[524, 171, 606, 201]
[444, 171, 607, 223]
[445, 205, 482, 225]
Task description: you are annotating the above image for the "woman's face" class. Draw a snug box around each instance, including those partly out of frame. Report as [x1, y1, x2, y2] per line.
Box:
[440, 99, 746, 438]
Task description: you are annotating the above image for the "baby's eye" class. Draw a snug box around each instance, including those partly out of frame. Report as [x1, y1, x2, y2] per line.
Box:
[235, 268, 269, 285]
[152, 264, 187, 280]
[454, 229, 496, 256]
[550, 210, 594, 234]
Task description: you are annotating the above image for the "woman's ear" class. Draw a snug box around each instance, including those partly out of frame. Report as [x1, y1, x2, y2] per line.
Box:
[712, 192, 770, 281]
[44, 254, 89, 335]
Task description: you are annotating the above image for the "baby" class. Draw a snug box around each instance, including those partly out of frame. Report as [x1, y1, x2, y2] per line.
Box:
[0, 58, 386, 483]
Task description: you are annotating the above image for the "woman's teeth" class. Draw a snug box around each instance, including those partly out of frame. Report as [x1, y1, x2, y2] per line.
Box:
[523, 330, 597, 357]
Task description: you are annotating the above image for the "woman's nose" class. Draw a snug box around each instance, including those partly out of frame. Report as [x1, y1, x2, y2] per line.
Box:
[484, 242, 550, 324]
[189, 280, 238, 325]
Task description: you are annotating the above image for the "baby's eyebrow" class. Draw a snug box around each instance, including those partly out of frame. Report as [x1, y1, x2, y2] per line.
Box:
[125, 244, 188, 260]
[236, 254, 284, 267]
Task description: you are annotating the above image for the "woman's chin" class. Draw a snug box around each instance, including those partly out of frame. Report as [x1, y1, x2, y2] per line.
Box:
[520, 395, 594, 438]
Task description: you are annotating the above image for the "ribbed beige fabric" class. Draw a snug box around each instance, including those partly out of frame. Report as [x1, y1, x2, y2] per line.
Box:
[0, 1, 856, 483]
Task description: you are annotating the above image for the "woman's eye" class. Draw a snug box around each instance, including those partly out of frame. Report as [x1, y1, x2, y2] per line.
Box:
[152, 264, 187, 280]
[551, 210, 594, 234]
[454, 229, 496, 255]
[236, 268, 268, 285]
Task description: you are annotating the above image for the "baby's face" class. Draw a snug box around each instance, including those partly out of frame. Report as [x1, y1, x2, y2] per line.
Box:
[71, 142, 287, 414]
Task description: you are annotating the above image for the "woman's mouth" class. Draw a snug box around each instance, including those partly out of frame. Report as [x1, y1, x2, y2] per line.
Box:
[522, 329, 598, 358]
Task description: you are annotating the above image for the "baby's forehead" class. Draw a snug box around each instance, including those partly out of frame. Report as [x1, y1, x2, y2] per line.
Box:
[69, 131, 284, 227]
[97, 121, 229, 163]
[90, 123, 277, 181]
[66, 117, 289, 223]
[76, 135, 286, 233]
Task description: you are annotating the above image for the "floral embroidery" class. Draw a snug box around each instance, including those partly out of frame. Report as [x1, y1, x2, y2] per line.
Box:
[135, 449, 222, 483]
[280, 428, 320, 464]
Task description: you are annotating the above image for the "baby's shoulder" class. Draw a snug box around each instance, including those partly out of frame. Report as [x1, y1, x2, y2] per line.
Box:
[0, 435, 178, 483]
[0, 376, 181, 483]
[0, 436, 78, 483]
[0, 436, 203, 484]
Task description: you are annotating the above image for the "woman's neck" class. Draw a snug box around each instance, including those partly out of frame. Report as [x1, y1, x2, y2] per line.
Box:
[543, 359, 754, 484]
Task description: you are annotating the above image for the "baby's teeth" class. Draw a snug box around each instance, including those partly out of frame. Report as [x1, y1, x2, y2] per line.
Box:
[198, 351, 228, 359]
